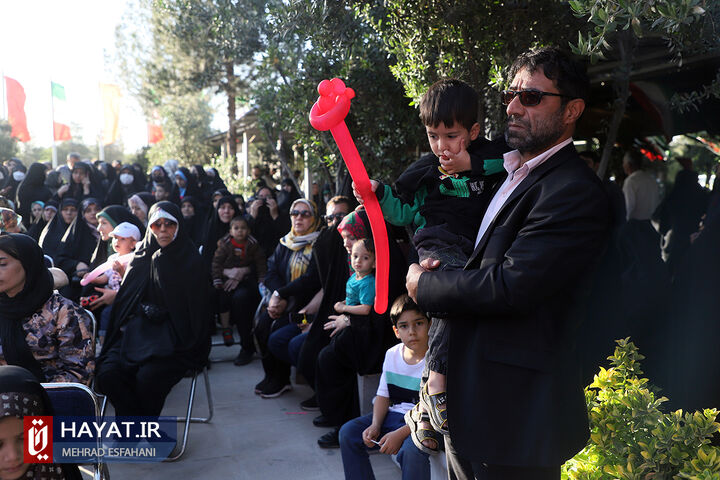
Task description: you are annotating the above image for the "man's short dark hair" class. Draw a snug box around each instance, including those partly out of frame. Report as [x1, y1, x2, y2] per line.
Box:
[419, 79, 479, 131]
[508, 47, 589, 104]
[327, 195, 352, 211]
[389, 294, 426, 327]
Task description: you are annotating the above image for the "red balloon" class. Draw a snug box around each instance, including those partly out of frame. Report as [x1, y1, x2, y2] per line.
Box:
[309, 79, 389, 314]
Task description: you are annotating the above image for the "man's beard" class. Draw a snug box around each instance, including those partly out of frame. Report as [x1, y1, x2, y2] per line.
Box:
[504, 109, 565, 155]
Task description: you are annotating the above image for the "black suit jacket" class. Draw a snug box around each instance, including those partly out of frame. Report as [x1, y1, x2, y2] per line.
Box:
[417, 143, 611, 467]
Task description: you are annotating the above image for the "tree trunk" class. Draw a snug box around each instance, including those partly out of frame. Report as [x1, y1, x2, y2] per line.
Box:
[597, 32, 636, 180]
[225, 62, 238, 171]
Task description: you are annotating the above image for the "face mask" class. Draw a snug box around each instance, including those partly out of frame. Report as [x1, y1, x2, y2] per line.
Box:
[120, 173, 134, 185]
[12, 171, 25, 182]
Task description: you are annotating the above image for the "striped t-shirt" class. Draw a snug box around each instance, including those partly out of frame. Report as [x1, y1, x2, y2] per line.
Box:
[376, 343, 425, 414]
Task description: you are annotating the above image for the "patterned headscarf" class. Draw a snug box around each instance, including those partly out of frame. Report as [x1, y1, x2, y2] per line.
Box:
[279, 198, 322, 251]
[337, 207, 369, 240]
[0, 207, 21, 233]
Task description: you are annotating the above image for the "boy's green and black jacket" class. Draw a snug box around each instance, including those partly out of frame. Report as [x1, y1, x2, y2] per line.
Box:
[375, 137, 509, 247]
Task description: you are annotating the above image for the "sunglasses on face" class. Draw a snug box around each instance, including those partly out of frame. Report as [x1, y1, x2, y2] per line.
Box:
[150, 219, 177, 230]
[324, 213, 346, 223]
[501, 89, 574, 107]
[290, 210, 313, 218]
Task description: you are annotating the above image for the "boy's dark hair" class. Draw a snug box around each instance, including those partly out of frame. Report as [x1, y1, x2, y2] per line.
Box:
[356, 237, 374, 255]
[419, 78, 479, 131]
[230, 216, 249, 228]
[389, 294, 426, 327]
[508, 46, 589, 104]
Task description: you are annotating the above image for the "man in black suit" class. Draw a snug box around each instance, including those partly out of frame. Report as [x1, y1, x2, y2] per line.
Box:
[406, 47, 611, 479]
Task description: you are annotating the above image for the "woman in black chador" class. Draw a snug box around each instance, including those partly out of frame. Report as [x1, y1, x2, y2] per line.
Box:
[95, 201, 211, 416]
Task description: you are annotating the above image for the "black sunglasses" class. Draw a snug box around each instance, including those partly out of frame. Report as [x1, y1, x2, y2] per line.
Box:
[324, 213, 346, 222]
[290, 210, 313, 218]
[501, 89, 574, 107]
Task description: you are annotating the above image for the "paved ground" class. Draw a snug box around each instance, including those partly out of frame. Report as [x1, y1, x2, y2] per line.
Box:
[102, 337, 402, 479]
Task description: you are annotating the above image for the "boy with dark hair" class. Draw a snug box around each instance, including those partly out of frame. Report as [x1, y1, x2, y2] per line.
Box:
[338, 294, 432, 480]
[355, 78, 509, 450]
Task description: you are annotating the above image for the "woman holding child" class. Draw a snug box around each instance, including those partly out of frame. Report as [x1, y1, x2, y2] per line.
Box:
[95, 201, 211, 416]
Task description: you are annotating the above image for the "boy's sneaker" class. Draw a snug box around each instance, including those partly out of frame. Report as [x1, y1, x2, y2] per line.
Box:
[254, 377, 269, 395]
[260, 382, 292, 398]
[300, 395, 319, 411]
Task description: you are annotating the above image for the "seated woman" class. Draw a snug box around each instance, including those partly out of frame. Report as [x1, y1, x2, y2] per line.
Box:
[127, 192, 155, 227]
[255, 199, 321, 397]
[39, 198, 76, 261]
[0, 234, 94, 384]
[0, 365, 83, 480]
[55, 198, 102, 301]
[95, 201, 211, 416]
[54, 162, 104, 203]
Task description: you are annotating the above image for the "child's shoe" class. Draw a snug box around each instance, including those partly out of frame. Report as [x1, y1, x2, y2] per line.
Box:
[221, 328, 234, 346]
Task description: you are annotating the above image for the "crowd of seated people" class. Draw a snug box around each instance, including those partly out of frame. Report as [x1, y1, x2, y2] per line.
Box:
[0, 137, 717, 479]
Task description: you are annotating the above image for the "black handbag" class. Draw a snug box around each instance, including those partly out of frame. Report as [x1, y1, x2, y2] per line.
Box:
[121, 303, 175, 364]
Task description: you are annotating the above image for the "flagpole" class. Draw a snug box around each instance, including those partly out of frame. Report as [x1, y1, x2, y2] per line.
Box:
[50, 80, 57, 168]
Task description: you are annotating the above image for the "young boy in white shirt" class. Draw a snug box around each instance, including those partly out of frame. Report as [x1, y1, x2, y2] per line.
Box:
[338, 295, 433, 480]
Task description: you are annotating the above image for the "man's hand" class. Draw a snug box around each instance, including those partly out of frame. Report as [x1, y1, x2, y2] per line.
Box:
[267, 295, 288, 319]
[352, 180, 379, 205]
[439, 137, 471, 175]
[378, 429, 406, 455]
[88, 287, 117, 309]
[406, 258, 440, 303]
[362, 424, 381, 448]
[324, 314, 350, 337]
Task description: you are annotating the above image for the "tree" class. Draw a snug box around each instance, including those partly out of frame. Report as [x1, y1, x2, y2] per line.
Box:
[355, 1, 582, 133]
[146, 92, 215, 167]
[252, 1, 422, 187]
[0, 121, 19, 164]
[569, 0, 720, 178]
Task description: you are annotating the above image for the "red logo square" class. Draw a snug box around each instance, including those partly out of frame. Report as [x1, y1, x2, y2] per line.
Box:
[24, 416, 53, 463]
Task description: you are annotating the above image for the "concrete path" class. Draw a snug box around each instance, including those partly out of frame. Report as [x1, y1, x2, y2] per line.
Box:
[105, 338, 401, 479]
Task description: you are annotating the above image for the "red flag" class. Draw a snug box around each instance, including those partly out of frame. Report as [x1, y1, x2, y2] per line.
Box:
[147, 110, 163, 144]
[4, 77, 31, 142]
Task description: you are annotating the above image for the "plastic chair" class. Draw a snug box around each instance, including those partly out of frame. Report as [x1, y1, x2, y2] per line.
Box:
[42, 382, 108, 480]
[163, 366, 214, 462]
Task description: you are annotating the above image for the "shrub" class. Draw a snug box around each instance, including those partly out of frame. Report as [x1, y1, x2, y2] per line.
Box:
[562, 338, 720, 480]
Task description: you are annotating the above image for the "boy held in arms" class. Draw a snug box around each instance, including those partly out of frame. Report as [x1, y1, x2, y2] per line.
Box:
[338, 294, 432, 480]
[334, 238, 376, 317]
[212, 215, 267, 346]
[354, 78, 509, 451]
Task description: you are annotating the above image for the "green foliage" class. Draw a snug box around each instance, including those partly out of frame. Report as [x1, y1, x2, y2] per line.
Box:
[146, 92, 214, 167]
[0, 121, 19, 163]
[253, 1, 422, 182]
[562, 338, 720, 480]
[355, 0, 581, 131]
[208, 155, 254, 197]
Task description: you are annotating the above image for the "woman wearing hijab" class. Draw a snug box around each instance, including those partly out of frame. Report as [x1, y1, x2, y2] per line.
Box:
[248, 186, 290, 260]
[39, 198, 77, 261]
[180, 196, 205, 246]
[15, 162, 51, 230]
[27, 201, 53, 242]
[0, 365, 83, 479]
[127, 192, 155, 227]
[2, 161, 26, 205]
[147, 165, 172, 193]
[55, 198, 102, 301]
[54, 162, 104, 203]
[90, 205, 146, 270]
[95, 202, 211, 416]
[104, 164, 145, 207]
[0, 165, 11, 199]
[254, 198, 322, 396]
[0, 234, 94, 385]
[191, 164, 213, 206]
[206, 167, 227, 192]
[200, 196, 241, 267]
[171, 167, 200, 205]
[277, 178, 301, 217]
